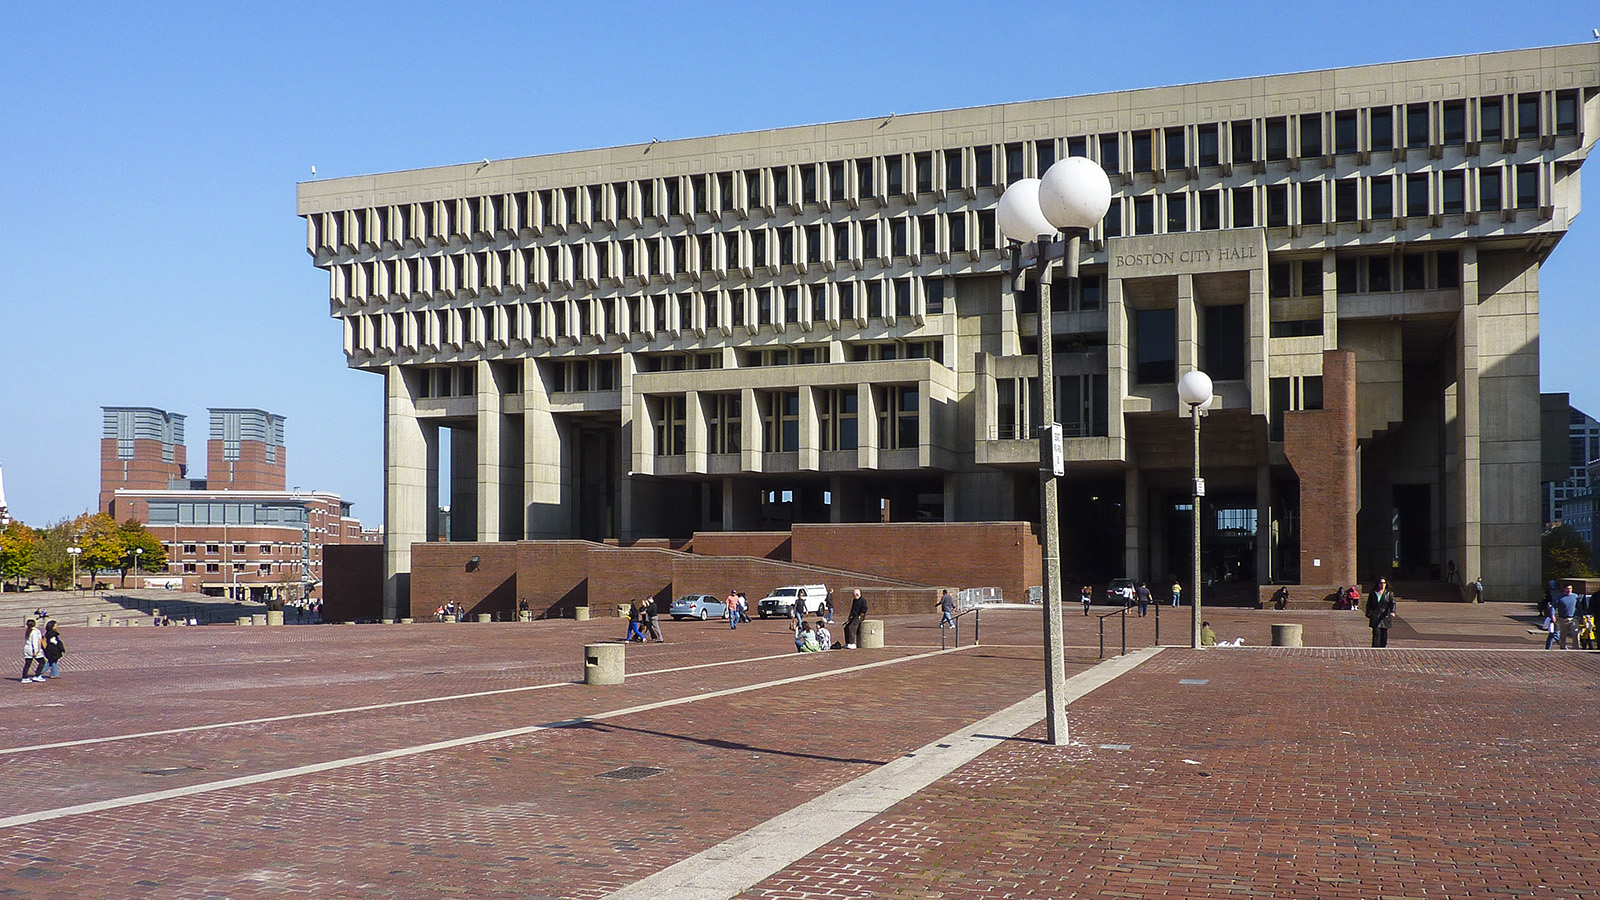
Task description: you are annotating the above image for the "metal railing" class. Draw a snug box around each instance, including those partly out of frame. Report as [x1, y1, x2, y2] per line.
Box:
[1098, 600, 1159, 658]
[941, 606, 980, 649]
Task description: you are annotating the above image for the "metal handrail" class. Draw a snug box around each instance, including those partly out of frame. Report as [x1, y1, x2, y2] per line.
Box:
[941, 606, 981, 649]
[1097, 600, 1159, 658]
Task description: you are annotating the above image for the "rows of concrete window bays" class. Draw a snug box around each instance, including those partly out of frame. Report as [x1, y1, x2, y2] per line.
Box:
[312, 90, 1577, 363]
[300, 48, 1597, 616]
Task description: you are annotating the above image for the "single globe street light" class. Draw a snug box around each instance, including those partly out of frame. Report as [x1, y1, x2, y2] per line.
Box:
[997, 157, 1112, 746]
[1178, 370, 1214, 649]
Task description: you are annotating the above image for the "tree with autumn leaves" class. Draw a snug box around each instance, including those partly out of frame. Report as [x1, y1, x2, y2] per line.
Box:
[0, 513, 167, 590]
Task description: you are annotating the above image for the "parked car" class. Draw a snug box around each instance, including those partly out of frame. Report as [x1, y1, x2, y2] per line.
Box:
[668, 593, 727, 620]
[756, 584, 829, 618]
[1105, 578, 1135, 605]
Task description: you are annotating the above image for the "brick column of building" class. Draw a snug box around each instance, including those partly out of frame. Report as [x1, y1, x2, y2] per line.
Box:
[1282, 349, 1358, 587]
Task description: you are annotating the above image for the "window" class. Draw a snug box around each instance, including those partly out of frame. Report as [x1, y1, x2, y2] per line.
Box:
[894, 278, 913, 317]
[925, 278, 945, 314]
[1368, 256, 1392, 293]
[1198, 124, 1220, 167]
[1036, 140, 1056, 173]
[1099, 133, 1120, 174]
[1517, 94, 1539, 139]
[760, 391, 799, 452]
[1232, 187, 1254, 228]
[891, 218, 908, 257]
[183, 544, 196, 554]
[949, 215, 967, 252]
[861, 221, 879, 258]
[1336, 256, 1359, 295]
[856, 159, 874, 197]
[1442, 101, 1466, 145]
[1335, 111, 1358, 154]
[977, 210, 997, 248]
[1441, 171, 1465, 215]
[886, 157, 903, 195]
[878, 387, 919, 450]
[919, 214, 938, 256]
[1406, 103, 1429, 149]
[1203, 305, 1246, 381]
[1406, 174, 1429, 217]
[1301, 261, 1324, 297]
[975, 147, 994, 187]
[1370, 107, 1393, 150]
[1269, 376, 1324, 441]
[1067, 136, 1088, 158]
[1403, 254, 1426, 291]
[233, 543, 246, 554]
[1335, 179, 1359, 223]
[819, 389, 859, 451]
[1198, 190, 1221, 230]
[707, 393, 740, 454]
[834, 223, 851, 262]
[1371, 177, 1393, 219]
[1005, 143, 1025, 182]
[800, 166, 817, 204]
[1132, 131, 1153, 172]
[1265, 117, 1288, 160]
[1231, 121, 1253, 163]
[1481, 98, 1503, 141]
[1437, 251, 1459, 288]
[828, 162, 846, 201]
[1164, 128, 1184, 170]
[867, 281, 884, 318]
[1480, 168, 1502, 212]
[1077, 275, 1102, 311]
[653, 396, 686, 456]
[1300, 182, 1322, 225]
[1269, 262, 1293, 299]
[1299, 114, 1322, 158]
[1135, 308, 1176, 384]
[1104, 199, 1122, 237]
[914, 153, 933, 193]
[945, 151, 963, 191]
[1556, 92, 1578, 136]
[1133, 196, 1155, 235]
[1516, 165, 1538, 209]
[1165, 194, 1186, 232]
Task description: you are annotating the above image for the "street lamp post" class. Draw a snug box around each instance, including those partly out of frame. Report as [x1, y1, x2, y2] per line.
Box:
[1178, 370, 1214, 649]
[132, 547, 144, 587]
[67, 546, 82, 594]
[997, 157, 1113, 746]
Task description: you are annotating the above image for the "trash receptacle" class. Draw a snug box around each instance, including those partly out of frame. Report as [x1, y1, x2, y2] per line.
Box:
[1271, 623, 1303, 647]
[266, 610, 285, 626]
[584, 643, 625, 685]
[477, 613, 492, 623]
[400, 617, 414, 624]
[237, 616, 252, 626]
[860, 619, 885, 649]
[251, 614, 267, 626]
[574, 607, 590, 621]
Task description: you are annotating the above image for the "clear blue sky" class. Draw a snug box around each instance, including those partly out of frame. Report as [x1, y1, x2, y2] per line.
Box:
[2, 1, 1597, 526]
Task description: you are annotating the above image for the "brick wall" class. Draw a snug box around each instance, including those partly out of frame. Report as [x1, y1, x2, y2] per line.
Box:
[323, 544, 384, 622]
[411, 542, 520, 619]
[690, 532, 793, 561]
[789, 522, 1042, 602]
[207, 439, 287, 491]
[1284, 349, 1359, 587]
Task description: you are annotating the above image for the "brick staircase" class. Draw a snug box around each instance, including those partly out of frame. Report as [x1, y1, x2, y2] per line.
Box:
[1, 589, 268, 627]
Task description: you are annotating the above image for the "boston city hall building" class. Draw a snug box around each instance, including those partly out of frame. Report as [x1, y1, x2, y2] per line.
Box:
[300, 44, 1595, 618]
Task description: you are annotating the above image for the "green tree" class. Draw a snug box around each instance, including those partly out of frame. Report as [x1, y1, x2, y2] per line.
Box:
[73, 512, 124, 587]
[116, 518, 167, 586]
[28, 519, 78, 589]
[1542, 523, 1596, 581]
[0, 521, 38, 589]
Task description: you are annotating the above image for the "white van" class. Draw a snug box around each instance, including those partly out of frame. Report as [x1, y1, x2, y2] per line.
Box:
[756, 584, 829, 618]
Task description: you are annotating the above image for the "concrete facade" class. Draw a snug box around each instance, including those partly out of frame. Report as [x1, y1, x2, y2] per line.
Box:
[299, 45, 1599, 609]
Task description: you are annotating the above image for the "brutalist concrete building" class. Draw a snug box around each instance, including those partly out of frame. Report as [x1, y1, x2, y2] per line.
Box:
[298, 44, 1597, 614]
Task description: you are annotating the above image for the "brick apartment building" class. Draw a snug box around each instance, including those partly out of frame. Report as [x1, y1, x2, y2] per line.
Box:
[101, 407, 380, 601]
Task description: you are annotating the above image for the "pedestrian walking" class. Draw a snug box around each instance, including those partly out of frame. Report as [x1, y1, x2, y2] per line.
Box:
[642, 599, 666, 643]
[792, 588, 809, 627]
[1548, 584, 1581, 650]
[1135, 582, 1151, 617]
[41, 621, 65, 679]
[736, 591, 751, 624]
[1080, 584, 1092, 616]
[1366, 577, 1397, 648]
[624, 600, 646, 643]
[938, 589, 956, 630]
[844, 589, 868, 649]
[1170, 580, 1181, 607]
[821, 590, 834, 624]
[20, 619, 45, 683]
[727, 589, 740, 630]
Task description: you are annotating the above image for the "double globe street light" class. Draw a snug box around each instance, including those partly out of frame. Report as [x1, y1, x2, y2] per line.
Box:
[996, 157, 1112, 745]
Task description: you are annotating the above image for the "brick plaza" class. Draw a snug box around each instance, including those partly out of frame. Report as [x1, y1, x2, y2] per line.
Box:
[2, 601, 1594, 899]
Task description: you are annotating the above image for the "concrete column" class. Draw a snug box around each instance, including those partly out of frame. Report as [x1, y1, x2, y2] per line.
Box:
[1124, 467, 1144, 579]
[858, 382, 880, 470]
[1175, 273, 1198, 383]
[798, 384, 820, 471]
[830, 474, 846, 523]
[1106, 278, 1128, 460]
[475, 360, 503, 542]
[1247, 265, 1268, 416]
[1256, 464, 1273, 584]
[523, 359, 573, 538]
[1456, 248, 1483, 593]
[383, 365, 433, 621]
[685, 390, 707, 475]
[740, 387, 762, 472]
[1320, 250, 1339, 349]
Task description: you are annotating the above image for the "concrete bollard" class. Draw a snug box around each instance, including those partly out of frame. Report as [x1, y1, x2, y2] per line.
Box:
[1271, 623, 1304, 648]
[266, 610, 285, 626]
[860, 619, 885, 649]
[616, 604, 630, 618]
[519, 611, 533, 622]
[251, 614, 267, 626]
[381, 618, 395, 625]
[584, 643, 625, 685]
[238, 616, 252, 626]
[400, 617, 413, 624]
[574, 607, 590, 621]
[477, 613, 492, 623]
[88, 615, 103, 627]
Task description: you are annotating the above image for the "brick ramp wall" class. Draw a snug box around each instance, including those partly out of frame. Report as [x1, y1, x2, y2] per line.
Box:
[790, 522, 1042, 602]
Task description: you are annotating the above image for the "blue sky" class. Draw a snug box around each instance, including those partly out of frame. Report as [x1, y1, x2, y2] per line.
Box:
[2, 1, 1597, 526]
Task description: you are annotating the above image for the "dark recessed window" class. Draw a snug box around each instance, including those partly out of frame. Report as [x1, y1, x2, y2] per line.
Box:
[975, 148, 993, 187]
[1442, 102, 1466, 145]
[1300, 183, 1322, 225]
[1335, 180, 1359, 223]
[1203, 304, 1246, 381]
[1480, 169, 1502, 211]
[1406, 174, 1429, 217]
[1480, 98, 1503, 142]
[1301, 262, 1324, 297]
[949, 215, 966, 252]
[1556, 92, 1578, 136]
[1517, 94, 1539, 139]
[1299, 114, 1322, 158]
[945, 151, 963, 191]
[828, 162, 846, 201]
[1403, 254, 1426, 291]
[1006, 143, 1025, 182]
[1516, 165, 1538, 208]
[1067, 136, 1088, 158]
[1133, 196, 1155, 235]
[1036, 140, 1056, 173]
[1371, 177, 1393, 219]
[1231, 121, 1253, 163]
[915, 153, 933, 193]
[1406, 103, 1429, 148]
[1199, 190, 1221, 230]
[1269, 262, 1293, 299]
[1104, 199, 1123, 237]
[1164, 128, 1185, 170]
[1166, 195, 1187, 232]
[772, 169, 788, 206]
[1266, 185, 1289, 227]
[1198, 124, 1220, 167]
[856, 158, 875, 196]
[1370, 107, 1394, 150]
[1441, 172, 1465, 215]
[886, 157, 903, 195]
[977, 210, 996, 248]
[1335, 111, 1358, 154]
[1099, 133, 1121, 174]
[1265, 117, 1288, 160]
[1437, 251, 1460, 288]
[1336, 256, 1360, 294]
[1232, 187, 1254, 227]
[1135, 308, 1177, 384]
[1368, 256, 1392, 292]
[1132, 132, 1153, 172]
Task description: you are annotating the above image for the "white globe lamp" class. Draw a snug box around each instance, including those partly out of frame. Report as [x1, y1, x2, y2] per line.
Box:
[996, 178, 1056, 243]
[1039, 157, 1113, 231]
[1177, 370, 1214, 407]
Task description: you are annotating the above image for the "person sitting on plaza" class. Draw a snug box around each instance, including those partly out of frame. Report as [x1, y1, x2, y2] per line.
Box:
[814, 619, 832, 650]
[435, 605, 447, 622]
[1200, 621, 1217, 648]
[796, 621, 821, 653]
[1271, 586, 1290, 610]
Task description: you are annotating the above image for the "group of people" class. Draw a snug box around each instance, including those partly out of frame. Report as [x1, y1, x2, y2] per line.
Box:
[20, 619, 65, 683]
[724, 590, 751, 629]
[624, 599, 666, 643]
[1543, 583, 1597, 651]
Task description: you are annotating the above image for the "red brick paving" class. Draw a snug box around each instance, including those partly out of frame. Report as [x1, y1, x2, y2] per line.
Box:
[0, 601, 1585, 899]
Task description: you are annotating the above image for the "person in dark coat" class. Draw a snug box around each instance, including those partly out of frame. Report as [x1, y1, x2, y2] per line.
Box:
[844, 589, 868, 649]
[1365, 577, 1397, 648]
